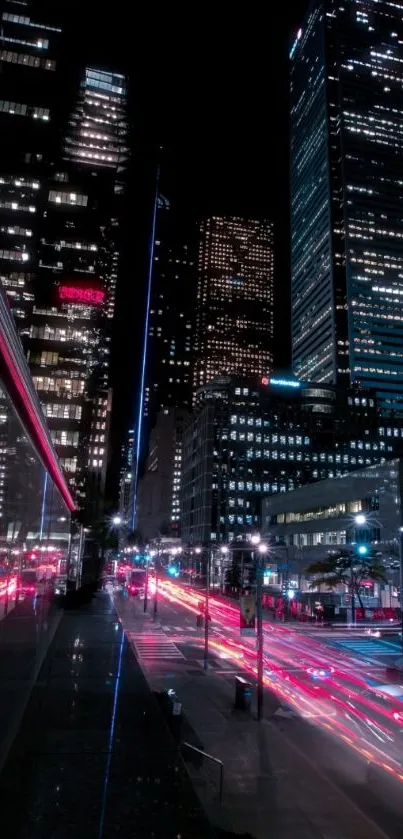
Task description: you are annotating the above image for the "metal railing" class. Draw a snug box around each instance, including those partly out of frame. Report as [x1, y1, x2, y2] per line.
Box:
[181, 741, 224, 803]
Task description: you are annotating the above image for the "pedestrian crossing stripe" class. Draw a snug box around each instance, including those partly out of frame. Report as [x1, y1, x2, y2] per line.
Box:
[331, 637, 401, 656]
[162, 625, 199, 633]
[126, 631, 185, 661]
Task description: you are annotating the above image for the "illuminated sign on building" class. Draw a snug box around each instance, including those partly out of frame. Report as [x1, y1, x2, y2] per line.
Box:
[261, 376, 301, 389]
[58, 285, 105, 306]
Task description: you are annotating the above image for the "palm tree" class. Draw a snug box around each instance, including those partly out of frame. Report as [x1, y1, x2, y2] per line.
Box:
[305, 548, 388, 621]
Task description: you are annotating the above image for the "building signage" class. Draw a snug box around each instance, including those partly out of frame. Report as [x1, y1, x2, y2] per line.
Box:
[240, 594, 256, 637]
[266, 377, 301, 389]
[58, 284, 105, 306]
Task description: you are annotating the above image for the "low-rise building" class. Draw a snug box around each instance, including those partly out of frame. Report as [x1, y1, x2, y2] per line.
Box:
[261, 459, 403, 611]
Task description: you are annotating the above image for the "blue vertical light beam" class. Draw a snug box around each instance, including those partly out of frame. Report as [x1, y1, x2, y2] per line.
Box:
[131, 160, 160, 530]
[39, 470, 48, 541]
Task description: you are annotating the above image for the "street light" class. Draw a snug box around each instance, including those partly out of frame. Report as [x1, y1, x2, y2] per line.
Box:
[112, 515, 122, 526]
[255, 539, 266, 721]
[355, 513, 367, 526]
[220, 545, 229, 592]
[203, 547, 211, 671]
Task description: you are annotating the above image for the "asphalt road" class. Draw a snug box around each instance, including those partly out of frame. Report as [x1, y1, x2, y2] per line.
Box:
[115, 581, 403, 839]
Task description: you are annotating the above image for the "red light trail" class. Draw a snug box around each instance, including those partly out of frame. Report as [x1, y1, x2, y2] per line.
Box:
[158, 580, 403, 783]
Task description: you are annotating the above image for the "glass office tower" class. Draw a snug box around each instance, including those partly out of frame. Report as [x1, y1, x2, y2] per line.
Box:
[291, 1, 403, 413]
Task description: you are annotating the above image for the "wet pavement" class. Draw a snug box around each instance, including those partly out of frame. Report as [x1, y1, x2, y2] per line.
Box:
[0, 592, 214, 838]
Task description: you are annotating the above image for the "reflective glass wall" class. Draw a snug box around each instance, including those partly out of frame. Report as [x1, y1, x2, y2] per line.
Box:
[0, 378, 72, 770]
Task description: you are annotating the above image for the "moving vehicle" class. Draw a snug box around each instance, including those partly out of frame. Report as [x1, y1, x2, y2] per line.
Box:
[17, 569, 37, 598]
[127, 569, 146, 596]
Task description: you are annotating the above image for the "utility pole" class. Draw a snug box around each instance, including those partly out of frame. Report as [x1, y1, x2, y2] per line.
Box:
[256, 549, 264, 721]
[144, 556, 149, 612]
[351, 561, 356, 625]
[204, 549, 210, 670]
[153, 541, 161, 621]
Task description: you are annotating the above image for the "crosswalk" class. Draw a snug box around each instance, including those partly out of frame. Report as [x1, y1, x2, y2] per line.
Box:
[162, 624, 199, 634]
[126, 630, 185, 662]
[331, 637, 401, 657]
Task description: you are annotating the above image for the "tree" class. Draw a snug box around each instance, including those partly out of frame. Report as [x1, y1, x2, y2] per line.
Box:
[224, 561, 242, 592]
[305, 549, 388, 618]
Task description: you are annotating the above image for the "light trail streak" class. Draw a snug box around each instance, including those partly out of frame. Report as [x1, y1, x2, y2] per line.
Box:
[159, 580, 403, 782]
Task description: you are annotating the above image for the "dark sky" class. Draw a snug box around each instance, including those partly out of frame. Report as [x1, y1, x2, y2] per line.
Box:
[67, 0, 308, 492]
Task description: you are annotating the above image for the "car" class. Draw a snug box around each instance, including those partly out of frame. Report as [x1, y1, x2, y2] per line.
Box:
[365, 628, 381, 638]
[307, 666, 334, 680]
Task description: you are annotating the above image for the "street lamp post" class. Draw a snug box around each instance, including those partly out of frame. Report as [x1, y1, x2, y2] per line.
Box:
[204, 548, 210, 671]
[144, 550, 154, 613]
[251, 534, 267, 721]
[153, 544, 161, 621]
[220, 545, 228, 593]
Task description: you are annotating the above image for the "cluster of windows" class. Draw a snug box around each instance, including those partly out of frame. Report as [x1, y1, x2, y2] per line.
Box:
[0, 100, 49, 120]
[48, 190, 88, 207]
[42, 403, 82, 421]
[0, 49, 55, 70]
[0, 248, 29, 262]
[51, 429, 79, 448]
[30, 324, 91, 344]
[32, 376, 85, 395]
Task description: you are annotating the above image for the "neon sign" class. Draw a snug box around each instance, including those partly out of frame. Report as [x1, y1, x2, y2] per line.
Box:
[58, 285, 105, 306]
[262, 377, 301, 389]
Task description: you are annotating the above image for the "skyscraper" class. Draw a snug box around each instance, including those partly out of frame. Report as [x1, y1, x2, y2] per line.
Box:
[193, 216, 274, 397]
[143, 201, 195, 430]
[0, 1, 62, 333]
[291, 1, 403, 413]
[0, 17, 128, 520]
[26, 67, 128, 517]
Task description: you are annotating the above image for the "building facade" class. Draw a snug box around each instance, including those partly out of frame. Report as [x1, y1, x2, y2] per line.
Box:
[137, 408, 189, 541]
[0, 1, 63, 333]
[143, 202, 196, 431]
[181, 375, 403, 545]
[291, 1, 403, 413]
[118, 427, 136, 527]
[193, 216, 274, 398]
[262, 459, 403, 609]
[0, 34, 128, 520]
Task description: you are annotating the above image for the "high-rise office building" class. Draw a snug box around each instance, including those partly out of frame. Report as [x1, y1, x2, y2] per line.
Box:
[0, 20, 128, 519]
[291, 1, 403, 413]
[118, 427, 136, 527]
[26, 67, 128, 517]
[137, 408, 189, 540]
[193, 216, 274, 398]
[143, 202, 195, 430]
[0, 1, 62, 333]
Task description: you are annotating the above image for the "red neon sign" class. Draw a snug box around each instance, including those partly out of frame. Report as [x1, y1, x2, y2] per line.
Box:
[58, 285, 105, 306]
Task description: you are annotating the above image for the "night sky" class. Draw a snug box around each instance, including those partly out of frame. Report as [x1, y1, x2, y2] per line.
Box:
[66, 0, 308, 493]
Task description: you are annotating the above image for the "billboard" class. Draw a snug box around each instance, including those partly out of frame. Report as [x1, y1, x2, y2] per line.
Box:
[240, 594, 256, 637]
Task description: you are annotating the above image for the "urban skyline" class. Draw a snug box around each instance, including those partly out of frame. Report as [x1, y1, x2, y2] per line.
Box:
[2, 3, 403, 839]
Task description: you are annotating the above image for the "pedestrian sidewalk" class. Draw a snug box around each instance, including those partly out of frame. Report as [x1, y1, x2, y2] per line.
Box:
[123, 602, 395, 839]
[0, 591, 214, 839]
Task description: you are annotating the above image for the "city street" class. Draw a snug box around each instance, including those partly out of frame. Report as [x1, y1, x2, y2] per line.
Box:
[115, 581, 403, 839]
